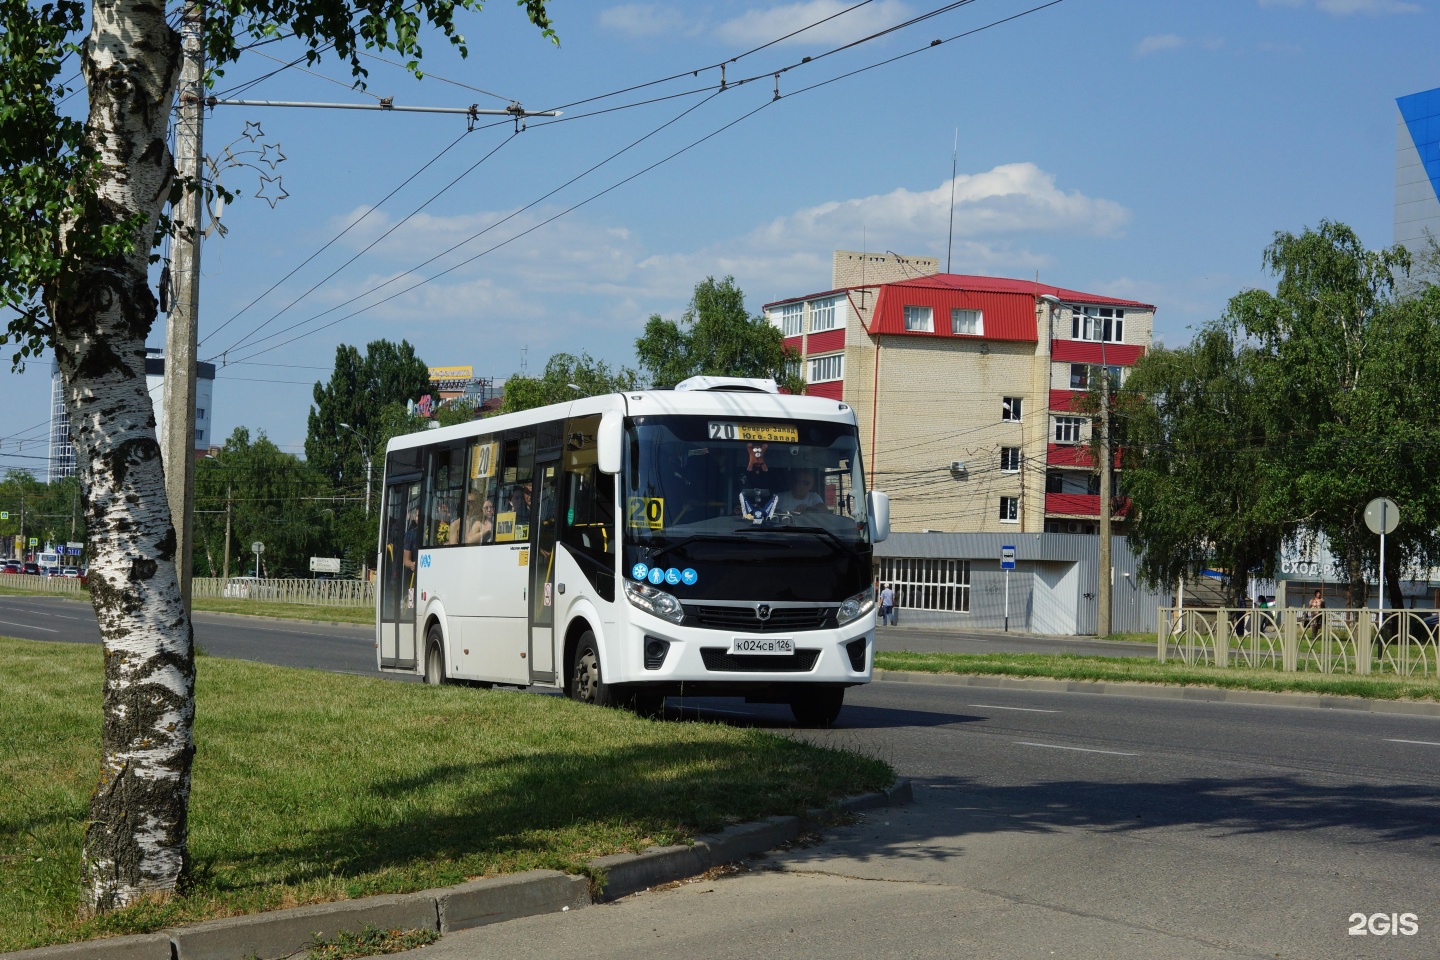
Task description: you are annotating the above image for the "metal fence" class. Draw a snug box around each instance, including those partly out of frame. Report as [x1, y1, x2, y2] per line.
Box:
[1159, 607, 1440, 677]
[193, 577, 375, 607]
[0, 572, 85, 594]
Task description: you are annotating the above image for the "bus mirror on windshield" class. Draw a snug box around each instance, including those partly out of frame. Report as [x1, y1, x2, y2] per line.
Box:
[867, 491, 890, 542]
[597, 412, 622, 475]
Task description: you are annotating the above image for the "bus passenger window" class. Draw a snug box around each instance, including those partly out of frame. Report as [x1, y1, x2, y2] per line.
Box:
[562, 415, 616, 600]
[464, 438, 499, 544]
[425, 445, 467, 547]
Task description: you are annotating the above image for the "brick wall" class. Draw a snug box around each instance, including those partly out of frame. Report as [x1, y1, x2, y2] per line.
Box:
[831, 250, 939, 289]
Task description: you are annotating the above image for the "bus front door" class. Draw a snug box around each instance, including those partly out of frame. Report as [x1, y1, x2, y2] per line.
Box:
[528, 456, 560, 681]
[379, 479, 422, 669]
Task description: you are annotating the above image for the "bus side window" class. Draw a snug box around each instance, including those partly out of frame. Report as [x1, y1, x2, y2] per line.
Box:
[562, 415, 616, 601]
[425, 444, 466, 547]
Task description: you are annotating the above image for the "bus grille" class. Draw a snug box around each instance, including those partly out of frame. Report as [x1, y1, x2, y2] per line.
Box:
[700, 648, 821, 673]
[685, 605, 837, 632]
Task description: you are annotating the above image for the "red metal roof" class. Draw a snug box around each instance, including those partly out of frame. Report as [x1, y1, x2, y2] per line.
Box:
[764, 274, 1154, 313]
[870, 284, 1038, 341]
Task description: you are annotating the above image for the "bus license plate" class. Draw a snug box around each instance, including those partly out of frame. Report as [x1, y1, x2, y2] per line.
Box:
[730, 637, 794, 655]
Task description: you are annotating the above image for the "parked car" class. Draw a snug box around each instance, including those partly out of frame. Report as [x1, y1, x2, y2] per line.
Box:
[21, 562, 40, 575]
[1, 560, 21, 574]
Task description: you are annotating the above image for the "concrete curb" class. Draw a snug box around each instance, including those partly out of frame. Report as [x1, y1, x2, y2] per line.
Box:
[875, 669, 1440, 718]
[1, 781, 912, 960]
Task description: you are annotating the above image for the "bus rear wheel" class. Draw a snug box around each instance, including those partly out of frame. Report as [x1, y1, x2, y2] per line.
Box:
[569, 632, 617, 707]
[789, 688, 843, 727]
[424, 625, 449, 686]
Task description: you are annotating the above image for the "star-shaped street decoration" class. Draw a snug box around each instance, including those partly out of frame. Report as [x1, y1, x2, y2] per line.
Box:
[242, 120, 265, 142]
[258, 143, 286, 171]
[255, 174, 289, 208]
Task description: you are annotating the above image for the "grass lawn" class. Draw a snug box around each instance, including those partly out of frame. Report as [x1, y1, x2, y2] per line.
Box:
[0, 583, 371, 624]
[0, 638, 891, 953]
[875, 651, 1440, 701]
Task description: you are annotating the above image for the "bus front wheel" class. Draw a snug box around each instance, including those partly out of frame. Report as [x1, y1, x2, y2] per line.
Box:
[789, 688, 843, 727]
[424, 626, 449, 686]
[569, 631, 617, 707]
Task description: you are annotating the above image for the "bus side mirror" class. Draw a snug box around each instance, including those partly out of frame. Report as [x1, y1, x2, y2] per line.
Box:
[867, 491, 890, 542]
[597, 412, 622, 475]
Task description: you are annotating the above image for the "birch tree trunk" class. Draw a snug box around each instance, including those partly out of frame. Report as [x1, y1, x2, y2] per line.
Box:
[47, 0, 195, 913]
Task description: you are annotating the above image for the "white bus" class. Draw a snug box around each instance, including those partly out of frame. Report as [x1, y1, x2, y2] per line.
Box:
[374, 376, 889, 726]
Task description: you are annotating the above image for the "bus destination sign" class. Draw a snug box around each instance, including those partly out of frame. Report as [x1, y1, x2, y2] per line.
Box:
[708, 421, 799, 443]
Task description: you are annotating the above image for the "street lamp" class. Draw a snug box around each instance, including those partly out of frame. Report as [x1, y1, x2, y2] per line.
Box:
[337, 423, 372, 517]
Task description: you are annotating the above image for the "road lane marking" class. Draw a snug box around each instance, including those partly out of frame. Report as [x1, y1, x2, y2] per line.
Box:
[1385, 738, 1440, 747]
[971, 704, 1059, 713]
[1015, 740, 1138, 756]
[0, 618, 58, 632]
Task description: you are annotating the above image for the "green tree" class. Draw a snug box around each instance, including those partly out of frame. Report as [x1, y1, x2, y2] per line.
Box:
[501, 351, 639, 413]
[635, 276, 803, 392]
[1227, 221, 1426, 608]
[1114, 329, 1289, 605]
[0, 0, 553, 912]
[198, 428, 338, 579]
[305, 339, 431, 488]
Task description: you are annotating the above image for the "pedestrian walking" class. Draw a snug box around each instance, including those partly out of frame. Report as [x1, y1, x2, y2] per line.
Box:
[879, 583, 895, 626]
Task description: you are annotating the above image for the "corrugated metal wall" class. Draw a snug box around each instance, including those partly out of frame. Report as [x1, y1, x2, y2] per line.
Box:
[875, 532, 1170, 636]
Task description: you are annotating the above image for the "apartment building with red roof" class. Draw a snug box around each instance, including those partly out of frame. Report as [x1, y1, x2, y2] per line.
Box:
[764, 251, 1155, 536]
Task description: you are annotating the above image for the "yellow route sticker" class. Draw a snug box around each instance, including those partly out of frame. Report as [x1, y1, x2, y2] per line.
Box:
[626, 496, 665, 529]
[518, 548, 529, 566]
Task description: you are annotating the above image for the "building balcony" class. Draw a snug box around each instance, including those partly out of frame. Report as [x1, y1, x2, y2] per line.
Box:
[1047, 443, 1122, 469]
[1045, 493, 1129, 518]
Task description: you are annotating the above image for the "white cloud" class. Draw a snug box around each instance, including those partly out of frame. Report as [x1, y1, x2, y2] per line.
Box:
[1135, 34, 1185, 56]
[716, 0, 914, 47]
[1259, 0, 1421, 14]
[306, 163, 1127, 357]
[597, 4, 693, 37]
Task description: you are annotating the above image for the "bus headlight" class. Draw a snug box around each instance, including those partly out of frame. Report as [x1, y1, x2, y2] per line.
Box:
[624, 580, 686, 624]
[836, 585, 876, 626]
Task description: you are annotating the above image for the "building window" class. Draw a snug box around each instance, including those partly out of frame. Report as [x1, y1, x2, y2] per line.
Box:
[1001, 396, 1023, 422]
[951, 308, 983, 336]
[778, 303, 802, 337]
[877, 558, 970, 613]
[196, 408, 206, 420]
[1069, 364, 1089, 390]
[999, 496, 1019, 523]
[903, 305, 934, 332]
[809, 298, 838, 332]
[1071, 306, 1125, 344]
[1000, 447, 1021, 472]
[808, 353, 844, 383]
[195, 429, 205, 444]
[1054, 416, 1083, 444]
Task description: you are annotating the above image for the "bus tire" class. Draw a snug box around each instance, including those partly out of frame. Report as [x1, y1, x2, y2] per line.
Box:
[424, 626, 449, 686]
[789, 687, 843, 727]
[569, 631, 616, 707]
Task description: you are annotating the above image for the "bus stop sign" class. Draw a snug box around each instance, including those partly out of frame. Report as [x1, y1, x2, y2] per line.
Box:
[1001, 546, 1016, 570]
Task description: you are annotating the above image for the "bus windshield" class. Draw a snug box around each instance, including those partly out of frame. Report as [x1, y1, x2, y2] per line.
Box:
[623, 415, 869, 547]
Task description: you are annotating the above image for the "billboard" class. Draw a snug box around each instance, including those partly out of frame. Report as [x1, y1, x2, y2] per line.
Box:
[428, 366, 474, 383]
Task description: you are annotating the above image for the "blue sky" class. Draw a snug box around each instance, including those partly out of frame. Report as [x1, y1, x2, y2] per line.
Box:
[2, 0, 1435, 467]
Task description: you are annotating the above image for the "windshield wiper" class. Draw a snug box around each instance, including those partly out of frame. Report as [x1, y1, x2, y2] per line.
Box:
[644, 533, 751, 563]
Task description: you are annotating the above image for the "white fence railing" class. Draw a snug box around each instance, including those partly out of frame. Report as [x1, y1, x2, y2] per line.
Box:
[1159, 607, 1440, 677]
[193, 577, 374, 607]
[0, 572, 85, 594]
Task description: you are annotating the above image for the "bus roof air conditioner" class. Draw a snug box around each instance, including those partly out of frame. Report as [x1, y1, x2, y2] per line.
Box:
[674, 376, 779, 394]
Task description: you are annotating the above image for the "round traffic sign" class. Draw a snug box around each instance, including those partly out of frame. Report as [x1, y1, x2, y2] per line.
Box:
[251, 541, 265, 554]
[1364, 498, 1399, 535]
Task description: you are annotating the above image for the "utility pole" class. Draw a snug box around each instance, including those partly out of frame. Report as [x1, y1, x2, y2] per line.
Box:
[221, 480, 232, 582]
[1097, 363, 1113, 639]
[163, 0, 205, 613]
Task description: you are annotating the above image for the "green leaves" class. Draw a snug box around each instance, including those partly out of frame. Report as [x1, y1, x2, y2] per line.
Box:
[634, 276, 803, 393]
[500, 351, 639, 413]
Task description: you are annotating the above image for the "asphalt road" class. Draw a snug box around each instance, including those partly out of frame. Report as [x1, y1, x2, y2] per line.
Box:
[8, 596, 1439, 957]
